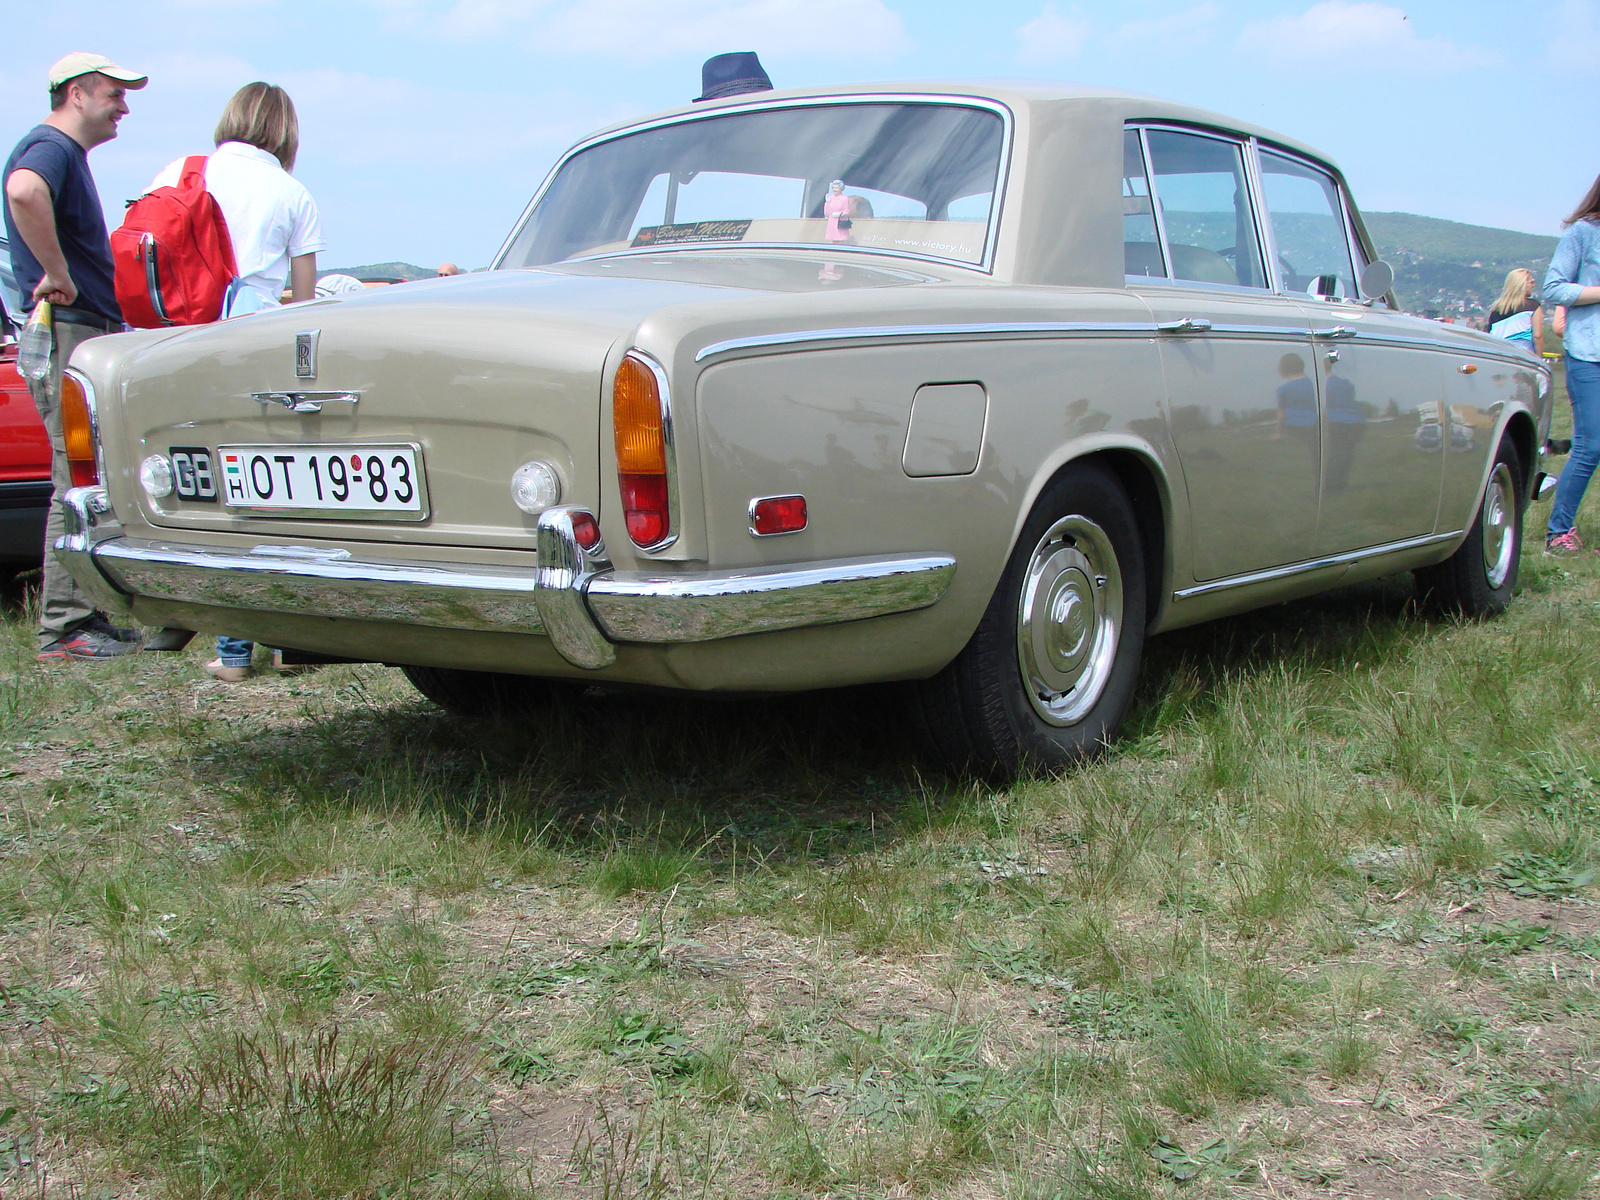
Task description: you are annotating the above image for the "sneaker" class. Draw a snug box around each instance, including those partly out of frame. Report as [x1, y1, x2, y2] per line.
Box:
[37, 627, 142, 661]
[1545, 529, 1586, 555]
[204, 658, 253, 683]
[83, 613, 143, 644]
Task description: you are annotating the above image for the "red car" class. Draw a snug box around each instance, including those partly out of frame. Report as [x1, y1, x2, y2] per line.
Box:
[1, 228, 51, 567]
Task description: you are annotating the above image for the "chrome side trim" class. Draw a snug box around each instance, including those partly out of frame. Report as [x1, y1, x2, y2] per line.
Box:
[695, 321, 1159, 362]
[620, 350, 680, 553]
[494, 93, 1015, 277]
[586, 554, 956, 643]
[1172, 530, 1462, 600]
[534, 506, 616, 669]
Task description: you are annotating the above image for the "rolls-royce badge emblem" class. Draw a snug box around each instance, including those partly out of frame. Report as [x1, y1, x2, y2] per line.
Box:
[295, 330, 319, 380]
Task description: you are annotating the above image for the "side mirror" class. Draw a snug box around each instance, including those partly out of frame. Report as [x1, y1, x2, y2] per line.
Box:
[1359, 259, 1395, 302]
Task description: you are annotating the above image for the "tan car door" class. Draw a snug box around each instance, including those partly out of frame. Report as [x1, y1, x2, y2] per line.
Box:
[1131, 125, 1321, 582]
[1255, 147, 1445, 555]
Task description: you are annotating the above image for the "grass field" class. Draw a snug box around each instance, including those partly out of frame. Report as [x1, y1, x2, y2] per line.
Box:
[4, 407, 1600, 1198]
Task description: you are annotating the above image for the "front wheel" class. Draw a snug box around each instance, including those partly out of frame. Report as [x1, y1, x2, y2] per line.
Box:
[910, 462, 1147, 779]
[1415, 435, 1523, 617]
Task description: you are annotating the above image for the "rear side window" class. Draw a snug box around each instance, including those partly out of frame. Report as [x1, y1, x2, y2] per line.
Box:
[1123, 130, 1164, 278]
[1143, 129, 1266, 290]
[1258, 150, 1356, 299]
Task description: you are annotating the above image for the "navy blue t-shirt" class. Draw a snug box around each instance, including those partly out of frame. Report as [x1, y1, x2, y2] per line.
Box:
[2, 125, 120, 323]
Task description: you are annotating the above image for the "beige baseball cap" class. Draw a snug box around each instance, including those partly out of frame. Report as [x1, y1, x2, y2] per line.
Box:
[47, 52, 148, 92]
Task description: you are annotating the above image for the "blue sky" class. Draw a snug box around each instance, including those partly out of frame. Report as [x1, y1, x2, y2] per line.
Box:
[6, 1, 1595, 269]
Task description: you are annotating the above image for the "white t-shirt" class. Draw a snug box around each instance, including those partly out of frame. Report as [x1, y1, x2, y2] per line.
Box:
[148, 141, 326, 305]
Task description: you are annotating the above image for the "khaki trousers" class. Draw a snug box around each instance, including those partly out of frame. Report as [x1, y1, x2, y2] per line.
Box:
[27, 320, 105, 647]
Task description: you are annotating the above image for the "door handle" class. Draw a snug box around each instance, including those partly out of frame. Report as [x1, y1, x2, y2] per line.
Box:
[1312, 327, 1357, 340]
[1157, 318, 1212, 335]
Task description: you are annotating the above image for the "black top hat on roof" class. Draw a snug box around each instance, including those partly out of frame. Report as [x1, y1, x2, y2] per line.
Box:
[696, 52, 773, 102]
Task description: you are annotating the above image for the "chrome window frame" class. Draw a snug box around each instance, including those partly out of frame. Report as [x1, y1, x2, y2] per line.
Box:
[492, 94, 1016, 276]
[1130, 122, 1275, 296]
[618, 349, 680, 554]
[1251, 141, 1361, 305]
[1122, 126, 1170, 283]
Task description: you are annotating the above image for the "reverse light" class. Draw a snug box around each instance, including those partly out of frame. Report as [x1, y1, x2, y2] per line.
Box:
[613, 352, 674, 549]
[60, 371, 99, 487]
[140, 454, 174, 499]
[749, 494, 808, 536]
[510, 460, 562, 514]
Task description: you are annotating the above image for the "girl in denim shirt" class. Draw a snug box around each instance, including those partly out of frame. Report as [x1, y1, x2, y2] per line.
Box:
[1543, 174, 1600, 553]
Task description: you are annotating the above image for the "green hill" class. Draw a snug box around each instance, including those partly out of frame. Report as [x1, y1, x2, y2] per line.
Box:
[1362, 212, 1558, 317]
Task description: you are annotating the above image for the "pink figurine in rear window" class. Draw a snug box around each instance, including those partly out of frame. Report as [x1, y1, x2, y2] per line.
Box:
[824, 179, 850, 243]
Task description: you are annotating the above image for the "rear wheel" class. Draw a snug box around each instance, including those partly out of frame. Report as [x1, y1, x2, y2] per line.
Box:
[911, 461, 1147, 779]
[401, 665, 573, 715]
[1415, 435, 1523, 617]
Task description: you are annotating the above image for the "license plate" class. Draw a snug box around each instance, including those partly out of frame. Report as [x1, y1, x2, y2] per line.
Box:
[216, 444, 428, 520]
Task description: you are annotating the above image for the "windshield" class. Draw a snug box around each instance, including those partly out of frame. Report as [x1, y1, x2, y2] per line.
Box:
[499, 101, 1007, 269]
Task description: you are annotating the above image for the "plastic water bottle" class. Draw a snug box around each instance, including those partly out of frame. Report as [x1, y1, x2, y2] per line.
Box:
[17, 302, 52, 382]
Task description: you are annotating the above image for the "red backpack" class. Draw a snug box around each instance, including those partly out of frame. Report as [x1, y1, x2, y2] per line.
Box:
[111, 156, 238, 328]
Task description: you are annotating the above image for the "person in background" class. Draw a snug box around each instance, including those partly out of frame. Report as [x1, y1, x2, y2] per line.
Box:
[1543, 172, 1600, 554]
[1486, 268, 1544, 355]
[436, 262, 461, 276]
[4, 53, 148, 661]
[145, 82, 326, 676]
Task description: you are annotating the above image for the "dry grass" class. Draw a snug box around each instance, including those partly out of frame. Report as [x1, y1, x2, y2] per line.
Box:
[2, 404, 1600, 1197]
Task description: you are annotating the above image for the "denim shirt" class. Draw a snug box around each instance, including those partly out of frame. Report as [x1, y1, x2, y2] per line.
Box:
[1543, 219, 1600, 363]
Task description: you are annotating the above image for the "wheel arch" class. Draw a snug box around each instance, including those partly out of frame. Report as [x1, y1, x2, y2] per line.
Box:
[1014, 441, 1173, 632]
[1501, 408, 1538, 507]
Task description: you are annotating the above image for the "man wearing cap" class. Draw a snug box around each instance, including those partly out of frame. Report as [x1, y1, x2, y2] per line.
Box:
[4, 53, 147, 660]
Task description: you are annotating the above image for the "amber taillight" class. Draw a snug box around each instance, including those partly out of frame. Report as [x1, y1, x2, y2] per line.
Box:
[60, 372, 99, 487]
[613, 353, 672, 549]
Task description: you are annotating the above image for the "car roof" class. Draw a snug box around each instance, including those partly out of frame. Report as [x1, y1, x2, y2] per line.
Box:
[577, 80, 1341, 179]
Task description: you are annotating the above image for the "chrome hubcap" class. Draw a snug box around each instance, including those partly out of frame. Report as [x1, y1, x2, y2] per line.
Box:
[1016, 515, 1122, 726]
[1480, 462, 1516, 590]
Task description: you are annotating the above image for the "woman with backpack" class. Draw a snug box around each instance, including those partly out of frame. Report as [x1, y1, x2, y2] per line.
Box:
[145, 82, 327, 677]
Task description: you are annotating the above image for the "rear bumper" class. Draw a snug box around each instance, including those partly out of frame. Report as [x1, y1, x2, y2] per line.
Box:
[54, 487, 956, 670]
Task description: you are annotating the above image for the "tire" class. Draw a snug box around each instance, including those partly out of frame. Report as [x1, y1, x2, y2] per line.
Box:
[1415, 435, 1523, 618]
[910, 461, 1147, 779]
[401, 665, 572, 716]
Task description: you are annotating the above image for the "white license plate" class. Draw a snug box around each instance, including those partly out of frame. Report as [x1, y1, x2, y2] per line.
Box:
[218, 444, 427, 520]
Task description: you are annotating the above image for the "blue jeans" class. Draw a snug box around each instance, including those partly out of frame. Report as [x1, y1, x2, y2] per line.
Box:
[217, 636, 253, 667]
[1549, 356, 1600, 539]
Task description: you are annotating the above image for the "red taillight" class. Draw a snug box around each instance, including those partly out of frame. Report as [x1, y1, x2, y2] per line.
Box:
[570, 510, 603, 551]
[60, 373, 99, 487]
[750, 494, 807, 536]
[613, 354, 672, 548]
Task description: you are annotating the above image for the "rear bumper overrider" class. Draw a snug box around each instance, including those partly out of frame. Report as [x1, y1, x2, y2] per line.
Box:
[54, 488, 956, 670]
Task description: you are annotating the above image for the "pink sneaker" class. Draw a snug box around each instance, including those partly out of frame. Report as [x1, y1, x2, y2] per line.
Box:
[1545, 529, 1586, 555]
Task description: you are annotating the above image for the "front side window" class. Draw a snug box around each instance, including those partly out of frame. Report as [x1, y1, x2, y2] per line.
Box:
[500, 102, 1006, 269]
[1258, 150, 1356, 299]
[1143, 129, 1266, 289]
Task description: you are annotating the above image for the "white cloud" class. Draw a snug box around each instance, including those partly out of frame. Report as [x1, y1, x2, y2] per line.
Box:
[1015, 4, 1090, 65]
[1549, 0, 1600, 74]
[1106, 1, 1219, 49]
[415, 0, 906, 58]
[1237, 1, 1495, 71]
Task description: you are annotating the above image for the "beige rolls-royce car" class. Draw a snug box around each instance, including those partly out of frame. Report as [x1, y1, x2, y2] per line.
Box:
[53, 82, 1551, 777]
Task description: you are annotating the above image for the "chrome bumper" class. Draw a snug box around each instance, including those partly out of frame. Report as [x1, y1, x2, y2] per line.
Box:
[55, 488, 957, 670]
